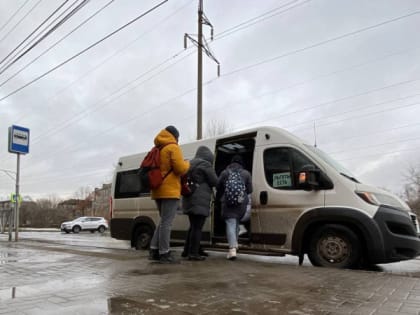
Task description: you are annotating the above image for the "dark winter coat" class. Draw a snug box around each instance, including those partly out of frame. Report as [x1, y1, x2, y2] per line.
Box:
[182, 146, 218, 217]
[216, 162, 253, 219]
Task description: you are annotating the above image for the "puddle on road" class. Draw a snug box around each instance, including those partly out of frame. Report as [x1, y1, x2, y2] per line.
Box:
[126, 268, 175, 277]
[107, 297, 195, 314]
[0, 276, 104, 300]
[108, 297, 153, 314]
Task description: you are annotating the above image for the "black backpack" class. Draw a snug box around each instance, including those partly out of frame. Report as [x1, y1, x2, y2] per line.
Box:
[224, 169, 246, 207]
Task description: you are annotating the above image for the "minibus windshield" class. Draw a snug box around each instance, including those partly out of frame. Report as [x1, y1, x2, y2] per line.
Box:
[304, 144, 359, 183]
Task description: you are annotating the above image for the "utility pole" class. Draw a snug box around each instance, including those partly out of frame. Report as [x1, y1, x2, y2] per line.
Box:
[185, 0, 220, 140]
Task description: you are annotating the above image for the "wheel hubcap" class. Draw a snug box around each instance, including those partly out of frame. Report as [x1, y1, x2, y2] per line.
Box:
[138, 233, 150, 247]
[318, 235, 349, 264]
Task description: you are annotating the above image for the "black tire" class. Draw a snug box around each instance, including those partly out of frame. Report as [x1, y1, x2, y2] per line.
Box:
[98, 225, 106, 233]
[72, 225, 81, 234]
[134, 225, 153, 250]
[308, 224, 361, 269]
[64, 230, 70, 234]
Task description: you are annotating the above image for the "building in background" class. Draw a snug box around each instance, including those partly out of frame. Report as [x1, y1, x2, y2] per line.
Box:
[92, 184, 111, 219]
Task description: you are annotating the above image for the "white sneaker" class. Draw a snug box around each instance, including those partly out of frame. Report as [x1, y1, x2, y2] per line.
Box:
[227, 248, 237, 260]
[238, 224, 247, 236]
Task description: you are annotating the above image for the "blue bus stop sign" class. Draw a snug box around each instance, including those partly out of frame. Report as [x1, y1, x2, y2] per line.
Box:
[8, 125, 30, 154]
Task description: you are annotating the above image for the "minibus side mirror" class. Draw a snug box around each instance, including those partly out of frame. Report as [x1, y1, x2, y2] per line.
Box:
[298, 169, 319, 191]
[298, 166, 334, 191]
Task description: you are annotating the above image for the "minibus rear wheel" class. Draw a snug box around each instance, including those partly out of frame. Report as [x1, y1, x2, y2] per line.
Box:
[135, 225, 153, 250]
[308, 224, 361, 269]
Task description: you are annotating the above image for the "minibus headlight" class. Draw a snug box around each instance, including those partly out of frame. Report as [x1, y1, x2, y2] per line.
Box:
[356, 190, 409, 210]
[355, 191, 380, 206]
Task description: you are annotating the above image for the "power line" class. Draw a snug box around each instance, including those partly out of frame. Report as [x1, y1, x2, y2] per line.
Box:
[0, 51, 195, 172]
[321, 122, 420, 147]
[6, 0, 306, 128]
[329, 136, 420, 155]
[21, 54, 196, 164]
[2, 4, 416, 160]
[0, 0, 169, 103]
[291, 100, 420, 134]
[47, 7, 419, 145]
[195, 45, 420, 127]
[0, 0, 306, 102]
[231, 77, 420, 130]
[29, 50, 194, 144]
[40, 32, 420, 149]
[20, 83, 420, 171]
[220, 10, 420, 78]
[2, 0, 194, 107]
[0, 0, 31, 35]
[0, 1, 194, 167]
[0, 0, 315, 189]
[0, 0, 43, 45]
[0, 0, 70, 67]
[0, 0, 91, 76]
[0, 0, 110, 87]
[214, 0, 311, 41]
[21, 68, 420, 167]
[336, 147, 420, 162]
[11, 94, 420, 184]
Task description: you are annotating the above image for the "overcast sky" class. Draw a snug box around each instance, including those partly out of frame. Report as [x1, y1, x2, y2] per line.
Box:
[0, 0, 419, 201]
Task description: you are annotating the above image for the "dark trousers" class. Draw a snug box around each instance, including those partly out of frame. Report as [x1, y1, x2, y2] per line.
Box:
[183, 214, 206, 256]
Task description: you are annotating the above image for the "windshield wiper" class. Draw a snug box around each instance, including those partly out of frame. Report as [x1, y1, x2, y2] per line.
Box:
[340, 172, 360, 183]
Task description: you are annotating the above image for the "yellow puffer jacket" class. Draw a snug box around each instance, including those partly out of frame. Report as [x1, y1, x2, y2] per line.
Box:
[151, 129, 190, 200]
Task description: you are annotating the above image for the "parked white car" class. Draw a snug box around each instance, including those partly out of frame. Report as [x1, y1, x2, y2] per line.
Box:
[61, 217, 108, 234]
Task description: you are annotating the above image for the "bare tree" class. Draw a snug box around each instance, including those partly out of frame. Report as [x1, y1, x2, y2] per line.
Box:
[205, 119, 232, 138]
[36, 194, 62, 209]
[402, 164, 420, 215]
[74, 186, 93, 200]
[36, 198, 54, 209]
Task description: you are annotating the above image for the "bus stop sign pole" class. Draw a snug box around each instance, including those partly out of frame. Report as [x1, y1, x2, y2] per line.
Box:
[14, 154, 20, 242]
[8, 125, 30, 242]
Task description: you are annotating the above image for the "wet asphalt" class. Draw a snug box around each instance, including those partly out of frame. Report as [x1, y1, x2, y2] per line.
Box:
[1, 231, 420, 314]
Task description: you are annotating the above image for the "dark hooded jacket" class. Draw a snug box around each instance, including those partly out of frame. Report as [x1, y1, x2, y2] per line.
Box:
[182, 146, 218, 217]
[216, 162, 253, 219]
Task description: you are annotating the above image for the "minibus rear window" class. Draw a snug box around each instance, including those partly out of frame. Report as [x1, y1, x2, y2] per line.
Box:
[115, 169, 141, 198]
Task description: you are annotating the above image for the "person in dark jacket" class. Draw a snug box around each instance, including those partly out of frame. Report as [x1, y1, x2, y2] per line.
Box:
[216, 155, 252, 260]
[181, 146, 218, 261]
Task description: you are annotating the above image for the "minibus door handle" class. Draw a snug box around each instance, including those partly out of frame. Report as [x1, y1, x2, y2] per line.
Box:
[260, 191, 268, 205]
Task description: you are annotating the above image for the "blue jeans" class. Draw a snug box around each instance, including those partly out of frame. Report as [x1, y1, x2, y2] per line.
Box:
[225, 218, 239, 249]
[150, 199, 179, 254]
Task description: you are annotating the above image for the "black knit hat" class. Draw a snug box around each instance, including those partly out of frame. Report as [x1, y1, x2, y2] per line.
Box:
[165, 125, 179, 140]
[231, 154, 243, 165]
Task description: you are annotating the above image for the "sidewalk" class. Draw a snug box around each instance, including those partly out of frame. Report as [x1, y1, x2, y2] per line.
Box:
[1, 238, 420, 314]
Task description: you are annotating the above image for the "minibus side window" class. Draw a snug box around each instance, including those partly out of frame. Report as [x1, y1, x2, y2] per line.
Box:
[264, 148, 293, 189]
[264, 148, 316, 190]
[115, 169, 143, 198]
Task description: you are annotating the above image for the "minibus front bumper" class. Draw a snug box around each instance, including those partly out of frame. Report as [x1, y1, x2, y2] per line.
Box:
[371, 205, 420, 264]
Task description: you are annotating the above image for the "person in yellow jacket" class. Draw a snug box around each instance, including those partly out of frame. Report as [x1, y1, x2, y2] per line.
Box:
[149, 126, 190, 264]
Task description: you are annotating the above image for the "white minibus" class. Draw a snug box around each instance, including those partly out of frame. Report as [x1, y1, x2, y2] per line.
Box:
[110, 126, 420, 268]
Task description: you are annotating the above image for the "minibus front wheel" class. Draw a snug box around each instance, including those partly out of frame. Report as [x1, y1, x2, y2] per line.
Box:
[308, 224, 361, 269]
[134, 225, 153, 250]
